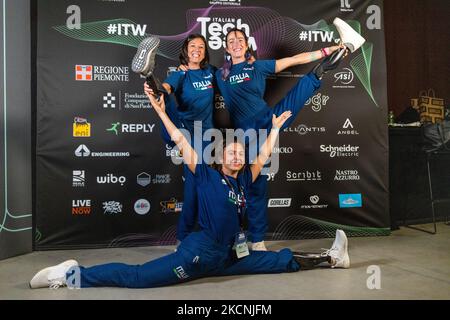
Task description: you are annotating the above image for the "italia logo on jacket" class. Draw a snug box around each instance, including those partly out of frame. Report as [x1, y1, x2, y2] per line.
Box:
[192, 80, 213, 91]
[229, 73, 251, 85]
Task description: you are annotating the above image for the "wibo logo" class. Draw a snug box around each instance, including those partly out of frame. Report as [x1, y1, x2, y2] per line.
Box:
[229, 73, 251, 85]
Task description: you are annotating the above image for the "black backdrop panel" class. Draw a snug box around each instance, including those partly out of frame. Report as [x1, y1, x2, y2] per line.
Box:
[36, 0, 389, 249]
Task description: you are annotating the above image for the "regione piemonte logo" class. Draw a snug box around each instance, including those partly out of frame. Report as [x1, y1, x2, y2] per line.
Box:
[75, 65, 92, 81]
[75, 65, 129, 82]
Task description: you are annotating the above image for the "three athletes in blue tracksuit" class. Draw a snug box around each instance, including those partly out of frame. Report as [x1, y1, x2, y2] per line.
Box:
[29, 93, 349, 290]
[161, 32, 342, 248]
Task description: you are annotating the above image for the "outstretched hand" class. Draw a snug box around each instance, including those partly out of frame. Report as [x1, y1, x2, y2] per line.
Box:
[328, 43, 349, 58]
[272, 111, 292, 130]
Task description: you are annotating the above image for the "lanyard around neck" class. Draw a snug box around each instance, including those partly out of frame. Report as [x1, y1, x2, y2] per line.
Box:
[220, 170, 246, 230]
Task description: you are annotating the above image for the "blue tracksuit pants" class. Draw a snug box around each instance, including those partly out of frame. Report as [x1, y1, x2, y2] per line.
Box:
[73, 231, 300, 288]
[240, 73, 321, 242]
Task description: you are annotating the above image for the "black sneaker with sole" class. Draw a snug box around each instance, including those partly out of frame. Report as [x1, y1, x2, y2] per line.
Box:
[132, 36, 160, 76]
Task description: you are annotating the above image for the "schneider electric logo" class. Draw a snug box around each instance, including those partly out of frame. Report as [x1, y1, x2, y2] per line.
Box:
[320, 144, 359, 158]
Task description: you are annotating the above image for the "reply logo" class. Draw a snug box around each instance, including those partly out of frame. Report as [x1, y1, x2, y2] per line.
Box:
[339, 194, 362, 208]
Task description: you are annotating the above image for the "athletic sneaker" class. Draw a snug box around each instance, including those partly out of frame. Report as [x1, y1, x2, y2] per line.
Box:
[325, 229, 350, 268]
[131, 36, 160, 76]
[311, 47, 348, 80]
[333, 17, 366, 53]
[252, 241, 267, 251]
[29, 259, 78, 289]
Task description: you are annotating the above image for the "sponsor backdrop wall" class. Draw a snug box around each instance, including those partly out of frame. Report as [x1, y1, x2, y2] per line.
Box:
[36, 0, 389, 249]
[0, 0, 32, 260]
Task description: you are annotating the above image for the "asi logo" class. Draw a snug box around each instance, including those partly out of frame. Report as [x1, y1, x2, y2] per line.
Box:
[333, 68, 355, 88]
[134, 199, 150, 215]
[339, 194, 362, 208]
[73, 117, 91, 137]
[75, 65, 92, 81]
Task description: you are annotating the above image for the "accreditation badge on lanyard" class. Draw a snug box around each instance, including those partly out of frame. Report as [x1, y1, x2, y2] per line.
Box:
[234, 231, 249, 259]
[221, 171, 249, 259]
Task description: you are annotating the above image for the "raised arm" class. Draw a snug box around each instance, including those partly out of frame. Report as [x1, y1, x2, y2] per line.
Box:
[275, 45, 342, 73]
[250, 111, 292, 182]
[145, 91, 197, 174]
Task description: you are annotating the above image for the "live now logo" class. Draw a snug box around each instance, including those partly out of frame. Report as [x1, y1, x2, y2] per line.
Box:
[72, 200, 91, 215]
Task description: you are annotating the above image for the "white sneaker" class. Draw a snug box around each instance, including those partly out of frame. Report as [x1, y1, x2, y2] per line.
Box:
[252, 241, 267, 251]
[333, 17, 366, 53]
[29, 259, 79, 289]
[325, 230, 350, 268]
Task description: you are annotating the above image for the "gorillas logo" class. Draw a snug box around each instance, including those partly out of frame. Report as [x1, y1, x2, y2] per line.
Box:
[197, 17, 257, 51]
